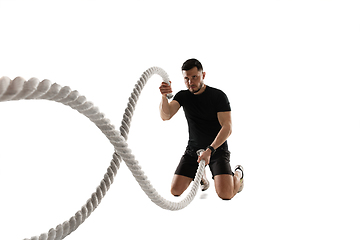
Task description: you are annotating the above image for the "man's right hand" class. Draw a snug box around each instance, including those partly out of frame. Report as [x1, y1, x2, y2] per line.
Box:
[159, 81, 172, 96]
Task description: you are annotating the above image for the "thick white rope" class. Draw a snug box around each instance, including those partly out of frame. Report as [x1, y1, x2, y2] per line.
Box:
[0, 67, 205, 240]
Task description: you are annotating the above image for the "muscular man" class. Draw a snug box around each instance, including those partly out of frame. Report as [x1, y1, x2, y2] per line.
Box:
[159, 58, 244, 200]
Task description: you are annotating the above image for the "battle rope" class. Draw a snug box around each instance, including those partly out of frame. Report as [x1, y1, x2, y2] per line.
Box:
[0, 67, 206, 240]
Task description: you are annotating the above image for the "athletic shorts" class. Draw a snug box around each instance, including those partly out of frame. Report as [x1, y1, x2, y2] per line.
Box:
[175, 147, 233, 179]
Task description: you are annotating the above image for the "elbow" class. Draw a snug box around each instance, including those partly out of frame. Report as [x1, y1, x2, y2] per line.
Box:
[160, 110, 170, 121]
[159, 108, 172, 121]
[220, 123, 232, 138]
[227, 123, 232, 136]
[161, 114, 171, 121]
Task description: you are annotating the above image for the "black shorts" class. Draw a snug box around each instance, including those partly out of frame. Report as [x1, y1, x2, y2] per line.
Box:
[175, 147, 233, 179]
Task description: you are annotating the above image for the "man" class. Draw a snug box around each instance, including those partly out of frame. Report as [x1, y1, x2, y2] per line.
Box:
[159, 58, 244, 200]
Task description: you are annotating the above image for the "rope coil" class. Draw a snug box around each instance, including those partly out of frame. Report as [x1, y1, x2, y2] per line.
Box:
[0, 67, 205, 240]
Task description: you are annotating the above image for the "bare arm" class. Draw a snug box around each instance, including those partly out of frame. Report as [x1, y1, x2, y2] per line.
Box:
[159, 96, 180, 120]
[159, 82, 181, 121]
[210, 111, 232, 149]
[198, 111, 232, 165]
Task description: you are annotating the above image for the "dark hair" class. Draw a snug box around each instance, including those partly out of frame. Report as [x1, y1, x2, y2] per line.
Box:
[181, 58, 203, 72]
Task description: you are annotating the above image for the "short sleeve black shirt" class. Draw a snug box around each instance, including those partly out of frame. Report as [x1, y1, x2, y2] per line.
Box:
[173, 86, 231, 150]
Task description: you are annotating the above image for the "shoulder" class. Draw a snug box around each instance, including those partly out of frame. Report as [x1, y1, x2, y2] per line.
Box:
[173, 90, 189, 105]
[206, 86, 228, 98]
[207, 86, 231, 111]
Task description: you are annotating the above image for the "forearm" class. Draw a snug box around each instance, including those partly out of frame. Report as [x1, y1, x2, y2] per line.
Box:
[210, 124, 232, 150]
[197, 111, 232, 165]
[200, 124, 232, 165]
[159, 95, 171, 120]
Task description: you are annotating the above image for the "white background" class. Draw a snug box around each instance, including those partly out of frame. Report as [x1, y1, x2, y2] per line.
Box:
[0, 0, 359, 239]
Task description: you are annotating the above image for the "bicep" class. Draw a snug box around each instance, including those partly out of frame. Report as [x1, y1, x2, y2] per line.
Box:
[169, 100, 181, 119]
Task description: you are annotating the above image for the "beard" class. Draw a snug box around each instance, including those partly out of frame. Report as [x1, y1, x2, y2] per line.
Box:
[190, 82, 204, 94]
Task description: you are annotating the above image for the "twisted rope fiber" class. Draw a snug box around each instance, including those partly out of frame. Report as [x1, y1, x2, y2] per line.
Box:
[0, 67, 205, 240]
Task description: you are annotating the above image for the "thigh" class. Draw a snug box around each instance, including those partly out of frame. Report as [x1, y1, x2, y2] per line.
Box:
[214, 174, 234, 198]
[174, 149, 199, 179]
[171, 174, 193, 190]
[171, 174, 193, 196]
[209, 149, 233, 179]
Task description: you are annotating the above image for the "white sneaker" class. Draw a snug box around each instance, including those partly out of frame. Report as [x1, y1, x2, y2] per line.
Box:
[200, 170, 210, 191]
[234, 165, 244, 193]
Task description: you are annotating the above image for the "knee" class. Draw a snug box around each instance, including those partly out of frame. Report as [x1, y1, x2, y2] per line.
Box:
[171, 186, 184, 197]
[216, 190, 234, 200]
[171, 175, 192, 197]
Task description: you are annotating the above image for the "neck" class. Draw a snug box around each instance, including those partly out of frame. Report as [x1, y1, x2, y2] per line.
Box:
[193, 84, 206, 95]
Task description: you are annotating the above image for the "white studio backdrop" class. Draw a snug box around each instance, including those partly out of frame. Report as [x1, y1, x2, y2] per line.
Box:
[0, 0, 359, 239]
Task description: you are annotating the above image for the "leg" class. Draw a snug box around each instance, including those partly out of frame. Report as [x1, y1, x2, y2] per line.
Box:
[172, 148, 199, 196]
[208, 149, 240, 200]
[214, 172, 242, 200]
[171, 174, 193, 196]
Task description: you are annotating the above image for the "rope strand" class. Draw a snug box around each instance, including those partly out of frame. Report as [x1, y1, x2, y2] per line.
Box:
[0, 67, 205, 240]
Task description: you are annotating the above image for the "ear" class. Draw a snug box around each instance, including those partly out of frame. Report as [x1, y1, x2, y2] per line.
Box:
[202, 71, 206, 79]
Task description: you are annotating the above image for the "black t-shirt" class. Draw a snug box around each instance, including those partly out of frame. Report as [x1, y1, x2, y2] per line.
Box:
[173, 86, 231, 150]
